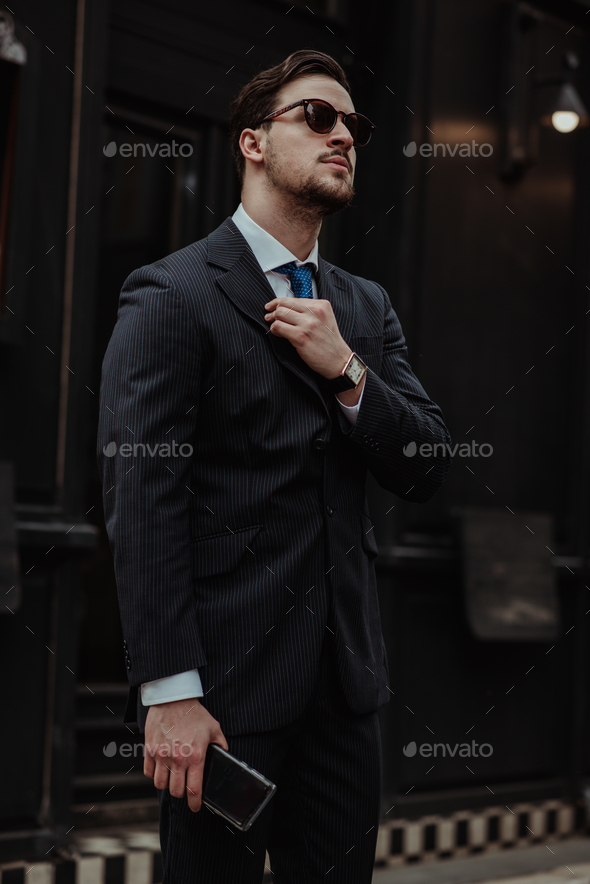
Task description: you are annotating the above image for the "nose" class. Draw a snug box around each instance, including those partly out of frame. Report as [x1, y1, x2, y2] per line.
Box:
[326, 114, 354, 151]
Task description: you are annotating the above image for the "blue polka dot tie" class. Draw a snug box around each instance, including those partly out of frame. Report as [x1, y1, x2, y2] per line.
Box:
[272, 261, 314, 298]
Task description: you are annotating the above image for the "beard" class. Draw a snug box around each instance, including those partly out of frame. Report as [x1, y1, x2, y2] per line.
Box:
[264, 135, 355, 219]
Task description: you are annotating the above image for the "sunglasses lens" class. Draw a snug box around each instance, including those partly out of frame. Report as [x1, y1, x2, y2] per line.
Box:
[304, 101, 374, 146]
[305, 100, 337, 134]
[347, 114, 372, 147]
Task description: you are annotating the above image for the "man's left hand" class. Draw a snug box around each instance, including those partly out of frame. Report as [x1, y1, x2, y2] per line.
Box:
[264, 296, 352, 380]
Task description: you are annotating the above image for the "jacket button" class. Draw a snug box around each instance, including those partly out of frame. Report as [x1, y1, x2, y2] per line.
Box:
[313, 438, 327, 450]
[326, 505, 334, 516]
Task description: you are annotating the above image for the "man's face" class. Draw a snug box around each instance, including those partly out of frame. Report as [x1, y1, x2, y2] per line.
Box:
[259, 74, 357, 216]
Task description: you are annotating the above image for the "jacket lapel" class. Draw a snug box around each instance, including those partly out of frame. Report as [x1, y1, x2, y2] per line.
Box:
[208, 217, 357, 418]
[315, 253, 356, 349]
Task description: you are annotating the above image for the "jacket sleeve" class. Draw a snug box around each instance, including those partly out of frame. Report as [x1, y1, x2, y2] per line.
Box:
[335, 282, 452, 502]
[97, 265, 207, 689]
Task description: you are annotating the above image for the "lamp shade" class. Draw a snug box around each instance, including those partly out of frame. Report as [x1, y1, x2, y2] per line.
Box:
[539, 82, 589, 131]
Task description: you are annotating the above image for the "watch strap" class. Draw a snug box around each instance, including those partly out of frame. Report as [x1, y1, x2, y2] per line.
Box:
[326, 372, 357, 392]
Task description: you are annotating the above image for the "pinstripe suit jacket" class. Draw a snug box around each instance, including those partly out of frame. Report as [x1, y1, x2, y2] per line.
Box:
[97, 216, 452, 735]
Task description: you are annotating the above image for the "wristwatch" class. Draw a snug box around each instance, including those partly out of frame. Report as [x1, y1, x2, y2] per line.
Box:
[326, 352, 368, 393]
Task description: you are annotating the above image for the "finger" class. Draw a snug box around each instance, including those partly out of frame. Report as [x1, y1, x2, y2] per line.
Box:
[264, 297, 288, 310]
[184, 736, 228, 812]
[186, 763, 205, 812]
[143, 738, 156, 777]
[167, 761, 188, 798]
[269, 319, 298, 339]
[144, 751, 155, 778]
[272, 303, 311, 327]
[153, 756, 171, 791]
[264, 303, 299, 324]
[265, 297, 309, 314]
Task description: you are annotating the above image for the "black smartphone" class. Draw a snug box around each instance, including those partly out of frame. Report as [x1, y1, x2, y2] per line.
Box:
[202, 742, 277, 831]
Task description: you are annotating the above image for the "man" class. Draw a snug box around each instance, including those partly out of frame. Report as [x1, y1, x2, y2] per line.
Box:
[97, 49, 451, 884]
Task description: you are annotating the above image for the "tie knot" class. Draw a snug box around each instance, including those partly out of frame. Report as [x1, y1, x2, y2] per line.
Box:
[272, 261, 314, 298]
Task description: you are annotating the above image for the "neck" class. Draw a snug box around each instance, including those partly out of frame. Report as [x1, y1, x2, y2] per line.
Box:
[241, 190, 321, 261]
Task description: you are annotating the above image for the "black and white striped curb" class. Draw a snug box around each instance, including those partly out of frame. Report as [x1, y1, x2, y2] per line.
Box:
[0, 829, 274, 884]
[0, 800, 584, 881]
[375, 800, 584, 866]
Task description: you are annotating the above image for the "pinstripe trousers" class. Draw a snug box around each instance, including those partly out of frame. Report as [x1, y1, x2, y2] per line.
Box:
[157, 631, 383, 883]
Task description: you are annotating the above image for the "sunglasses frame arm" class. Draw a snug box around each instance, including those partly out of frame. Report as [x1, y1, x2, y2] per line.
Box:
[258, 99, 307, 126]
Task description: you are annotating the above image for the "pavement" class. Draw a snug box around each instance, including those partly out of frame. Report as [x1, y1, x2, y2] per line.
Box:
[2, 827, 590, 883]
[371, 837, 590, 884]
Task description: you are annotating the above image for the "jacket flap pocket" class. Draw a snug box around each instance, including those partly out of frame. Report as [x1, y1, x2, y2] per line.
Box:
[360, 512, 379, 559]
[191, 524, 263, 579]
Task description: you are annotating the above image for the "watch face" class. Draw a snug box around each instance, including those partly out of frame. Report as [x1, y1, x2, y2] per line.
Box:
[346, 355, 366, 385]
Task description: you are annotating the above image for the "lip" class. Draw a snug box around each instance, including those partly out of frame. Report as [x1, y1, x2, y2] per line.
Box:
[322, 157, 349, 172]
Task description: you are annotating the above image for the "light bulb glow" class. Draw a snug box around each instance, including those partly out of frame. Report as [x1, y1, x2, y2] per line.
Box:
[552, 111, 580, 133]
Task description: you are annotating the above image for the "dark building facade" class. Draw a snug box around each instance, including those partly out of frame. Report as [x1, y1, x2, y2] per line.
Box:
[1, 0, 590, 868]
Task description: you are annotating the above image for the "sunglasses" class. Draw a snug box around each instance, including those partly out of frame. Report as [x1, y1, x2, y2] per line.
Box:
[258, 98, 376, 147]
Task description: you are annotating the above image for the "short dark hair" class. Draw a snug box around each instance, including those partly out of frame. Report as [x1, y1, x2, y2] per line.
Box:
[229, 50, 351, 188]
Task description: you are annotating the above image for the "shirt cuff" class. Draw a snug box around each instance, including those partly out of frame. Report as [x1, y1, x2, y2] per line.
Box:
[335, 381, 365, 426]
[141, 669, 204, 706]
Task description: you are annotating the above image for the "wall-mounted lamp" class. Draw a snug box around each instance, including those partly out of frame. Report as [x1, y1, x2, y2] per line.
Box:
[538, 81, 589, 133]
[0, 12, 26, 65]
[537, 47, 589, 134]
[501, 6, 588, 181]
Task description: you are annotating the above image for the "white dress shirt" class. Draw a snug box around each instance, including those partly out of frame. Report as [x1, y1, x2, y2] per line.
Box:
[141, 203, 365, 707]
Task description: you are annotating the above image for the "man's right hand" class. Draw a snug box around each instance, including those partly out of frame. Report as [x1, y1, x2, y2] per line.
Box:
[144, 697, 229, 812]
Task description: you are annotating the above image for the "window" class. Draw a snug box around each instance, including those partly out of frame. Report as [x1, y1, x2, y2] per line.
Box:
[0, 12, 26, 311]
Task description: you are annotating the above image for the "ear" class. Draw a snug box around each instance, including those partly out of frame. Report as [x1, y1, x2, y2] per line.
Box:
[239, 128, 265, 165]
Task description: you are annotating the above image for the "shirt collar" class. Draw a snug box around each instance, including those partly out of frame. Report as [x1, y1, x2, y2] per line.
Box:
[232, 202, 319, 274]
